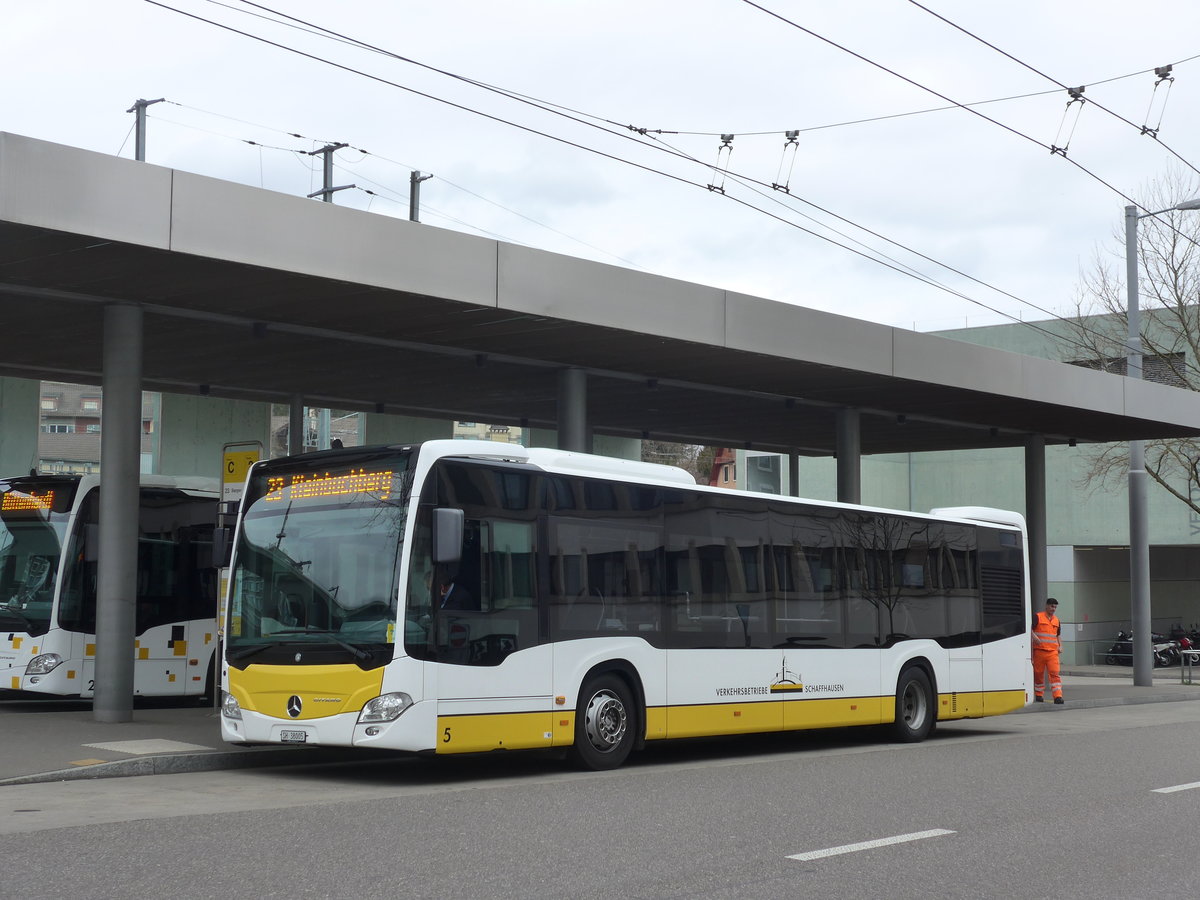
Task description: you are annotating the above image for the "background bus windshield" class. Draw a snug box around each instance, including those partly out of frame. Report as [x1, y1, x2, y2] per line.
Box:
[227, 453, 409, 662]
[0, 479, 78, 637]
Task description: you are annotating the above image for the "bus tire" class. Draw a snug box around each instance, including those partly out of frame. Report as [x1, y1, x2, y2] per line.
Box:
[891, 665, 935, 743]
[569, 674, 636, 771]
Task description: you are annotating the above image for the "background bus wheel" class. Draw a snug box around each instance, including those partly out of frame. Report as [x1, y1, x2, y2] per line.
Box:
[570, 675, 636, 771]
[891, 666, 935, 743]
[199, 660, 215, 706]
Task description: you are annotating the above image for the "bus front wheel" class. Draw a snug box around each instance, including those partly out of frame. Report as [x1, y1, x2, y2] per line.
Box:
[891, 666, 935, 743]
[570, 675, 636, 770]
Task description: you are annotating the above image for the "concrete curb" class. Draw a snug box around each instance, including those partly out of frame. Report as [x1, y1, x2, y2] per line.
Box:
[0, 746, 397, 787]
[1011, 691, 1200, 714]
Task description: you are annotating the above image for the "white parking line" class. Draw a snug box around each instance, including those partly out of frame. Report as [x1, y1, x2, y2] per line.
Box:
[788, 828, 955, 861]
[1152, 780, 1200, 794]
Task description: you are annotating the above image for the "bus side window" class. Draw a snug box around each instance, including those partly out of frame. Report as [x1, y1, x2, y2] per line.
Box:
[134, 492, 217, 635]
[59, 489, 99, 633]
[427, 463, 540, 667]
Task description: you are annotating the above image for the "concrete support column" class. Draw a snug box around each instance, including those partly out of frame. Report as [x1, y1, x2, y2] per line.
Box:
[1024, 435, 1048, 609]
[557, 367, 589, 453]
[0, 377, 40, 475]
[360, 412, 452, 445]
[288, 395, 304, 456]
[835, 408, 861, 505]
[788, 448, 800, 498]
[1130, 439, 1153, 686]
[93, 304, 143, 723]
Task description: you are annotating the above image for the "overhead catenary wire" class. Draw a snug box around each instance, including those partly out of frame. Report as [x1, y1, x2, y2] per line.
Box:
[147, 0, 1156, 356]
[904, 0, 1200, 178]
[230, 0, 1198, 149]
[742, 0, 1200, 253]
[199, 0, 1114, 330]
[224, 0, 1188, 243]
[646, 130, 1121, 352]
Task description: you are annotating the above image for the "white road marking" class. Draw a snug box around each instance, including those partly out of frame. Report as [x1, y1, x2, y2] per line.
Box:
[1152, 780, 1200, 794]
[788, 828, 955, 862]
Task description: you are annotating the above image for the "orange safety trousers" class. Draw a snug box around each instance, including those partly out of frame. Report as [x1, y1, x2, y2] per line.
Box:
[1032, 649, 1062, 699]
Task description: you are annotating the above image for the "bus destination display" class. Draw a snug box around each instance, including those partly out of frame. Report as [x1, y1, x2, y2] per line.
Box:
[264, 469, 394, 504]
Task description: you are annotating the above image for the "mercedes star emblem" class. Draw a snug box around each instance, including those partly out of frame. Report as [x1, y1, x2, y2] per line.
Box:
[287, 695, 302, 718]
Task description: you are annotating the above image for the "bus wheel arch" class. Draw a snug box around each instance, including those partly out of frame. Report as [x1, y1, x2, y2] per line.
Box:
[890, 658, 937, 743]
[569, 662, 643, 770]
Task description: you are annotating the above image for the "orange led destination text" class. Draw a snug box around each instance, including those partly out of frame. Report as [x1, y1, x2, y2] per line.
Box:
[264, 469, 393, 503]
[1, 491, 54, 511]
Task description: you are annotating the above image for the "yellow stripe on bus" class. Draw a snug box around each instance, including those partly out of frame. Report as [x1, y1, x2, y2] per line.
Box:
[660, 696, 887, 739]
[934, 689, 1028, 720]
[434, 690, 1012, 755]
[436, 711, 563, 754]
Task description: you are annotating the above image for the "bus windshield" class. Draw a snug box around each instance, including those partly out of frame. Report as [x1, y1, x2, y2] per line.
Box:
[0, 479, 78, 637]
[226, 450, 411, 667]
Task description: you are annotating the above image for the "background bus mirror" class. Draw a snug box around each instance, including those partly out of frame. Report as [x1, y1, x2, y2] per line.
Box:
[212, 526, 233, 567]
[432, 508, 464, 564]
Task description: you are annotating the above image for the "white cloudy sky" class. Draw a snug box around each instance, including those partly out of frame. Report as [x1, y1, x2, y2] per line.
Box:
[4, 1, 1200, 331]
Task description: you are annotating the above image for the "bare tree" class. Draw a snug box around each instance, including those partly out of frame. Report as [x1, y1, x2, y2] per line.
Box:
[1065, 169, 1200, 515]
[640, 440, 715, 483]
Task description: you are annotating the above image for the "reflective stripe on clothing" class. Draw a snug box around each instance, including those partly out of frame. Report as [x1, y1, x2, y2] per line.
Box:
[1033, 647, 1063, 699]
[1032, 611, 1061, 650]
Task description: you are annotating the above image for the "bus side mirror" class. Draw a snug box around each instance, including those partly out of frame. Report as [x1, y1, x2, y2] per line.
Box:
[432, 508, 464, 564]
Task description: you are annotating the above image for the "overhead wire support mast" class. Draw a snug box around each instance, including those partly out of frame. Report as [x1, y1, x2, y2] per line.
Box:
[126, 97, 165, 161]
[306, 141, 355, 202]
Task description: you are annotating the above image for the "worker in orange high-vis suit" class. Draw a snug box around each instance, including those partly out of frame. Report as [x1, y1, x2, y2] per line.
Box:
[1032, 597, 1064, 704]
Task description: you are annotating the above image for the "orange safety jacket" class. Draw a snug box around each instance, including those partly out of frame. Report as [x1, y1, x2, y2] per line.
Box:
[1032, 611, 1061, 653]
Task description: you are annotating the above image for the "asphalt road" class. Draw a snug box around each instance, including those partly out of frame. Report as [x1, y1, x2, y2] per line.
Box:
[2, 701, 1199, 899]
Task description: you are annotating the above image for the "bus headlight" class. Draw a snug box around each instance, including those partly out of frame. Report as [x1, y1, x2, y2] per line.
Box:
[221, 691, 243, 720]
[358, 692, 413, 724]
[26, 653, 63, 676]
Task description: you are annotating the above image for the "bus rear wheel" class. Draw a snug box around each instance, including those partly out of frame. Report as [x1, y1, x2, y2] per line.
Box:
[891, 666, 935, 743]
[570, 675, 636, 771]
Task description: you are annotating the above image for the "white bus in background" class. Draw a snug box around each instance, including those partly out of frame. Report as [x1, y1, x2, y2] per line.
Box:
[0, 474, 220, 698]
[220, 441, 1030, 769]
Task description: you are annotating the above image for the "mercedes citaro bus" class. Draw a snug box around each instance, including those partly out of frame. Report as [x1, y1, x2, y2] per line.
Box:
[1, 474, 220, 698]
[220, 441, 1030, 769]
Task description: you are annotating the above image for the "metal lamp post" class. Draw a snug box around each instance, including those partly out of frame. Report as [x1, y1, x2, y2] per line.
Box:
[1125, 197, 1200, 686]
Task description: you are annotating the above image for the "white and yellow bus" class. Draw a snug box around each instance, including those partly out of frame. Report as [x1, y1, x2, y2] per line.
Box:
[220, 440, 1031, 769]
[0, 473, 220, 698]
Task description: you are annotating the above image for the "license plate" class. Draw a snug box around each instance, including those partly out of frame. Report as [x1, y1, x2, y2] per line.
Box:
[280, 730, 308, 743]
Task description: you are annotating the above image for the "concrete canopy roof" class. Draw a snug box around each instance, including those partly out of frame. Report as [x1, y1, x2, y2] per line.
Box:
[2, 131, 1199, 457]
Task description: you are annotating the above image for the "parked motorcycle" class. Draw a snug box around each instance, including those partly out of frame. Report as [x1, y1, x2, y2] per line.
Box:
[1105, 630, 1132, 666]
[1105, 630, 1176, 667]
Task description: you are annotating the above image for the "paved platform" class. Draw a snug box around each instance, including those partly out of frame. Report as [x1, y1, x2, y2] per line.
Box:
[0, 694, 379, 786]
[2, 667, 1198, 786]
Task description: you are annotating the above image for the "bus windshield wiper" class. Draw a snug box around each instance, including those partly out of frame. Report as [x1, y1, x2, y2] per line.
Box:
[270, 628, 372, 660]
[229, 642, 276, 662]
[0, 603, 36, 630]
